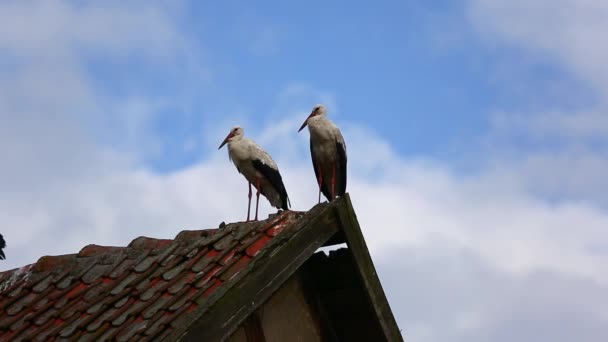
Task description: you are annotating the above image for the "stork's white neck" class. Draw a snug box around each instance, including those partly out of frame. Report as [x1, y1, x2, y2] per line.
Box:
[306, 115, 339, 141]
[308, 115, 334, 131]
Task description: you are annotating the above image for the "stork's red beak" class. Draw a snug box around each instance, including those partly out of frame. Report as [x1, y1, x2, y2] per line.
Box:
[298, 111, 314, 132]
[218, 132, 235, 149]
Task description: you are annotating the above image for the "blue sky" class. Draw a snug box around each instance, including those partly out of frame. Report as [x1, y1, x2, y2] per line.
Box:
[79, 0, 601, 172]
[1, 1, 608, 341]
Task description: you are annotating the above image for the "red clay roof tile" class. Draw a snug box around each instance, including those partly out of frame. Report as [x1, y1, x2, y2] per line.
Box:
[0, 210, 304, 340]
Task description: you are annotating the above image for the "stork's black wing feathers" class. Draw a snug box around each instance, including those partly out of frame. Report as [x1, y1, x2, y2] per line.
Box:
[311, 140, 332, 201]
[0, 234, 5, 260]
[252, 159, 290, 210]
[336, 140, 347, 196]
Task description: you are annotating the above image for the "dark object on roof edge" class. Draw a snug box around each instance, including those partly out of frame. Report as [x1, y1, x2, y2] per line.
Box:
[0, 234, 5, 260]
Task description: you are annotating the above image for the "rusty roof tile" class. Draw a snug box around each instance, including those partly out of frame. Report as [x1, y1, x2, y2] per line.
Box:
[82, 282, 111, 302]
[139, 278, 167, 301]
[219, 255, 252, 282]
[56, 275, 74, 290]
[0, 310, 22, 329]
[10, 311, 34, 331]
[113, 296, 130, 309]
[97, 251, 126, 266]
[59, 313, 90, 338]
[86, 302, 104, 315]
[31, 296, 49, 311]
[167, 286, 197, 312]
[33, 306, 58, 326]
[245, 235, 273, 257]
[82, 264, 114, 284]
[134, 255, 159, 273]
[144, 311, 172, 337]
[199, 279, 223, 301]
[78, 244, 124, 258]
[167, 272, 197, 295]
[5, 286, 23, 299]
[111, 299, 149, 327]
[125, 247, 147, 261]
[162, 263, 185, 281]
[65, 282, 88, 301]
[53, 296, 69, 310]
[142, 292, 172, 319]
[110, 273, 138, 296]
[58, 299, 87, 320]
[193, 265, 222, 289]
[266, 225, 286, 237]
[2, 324, 27, 341]
[129, 274, 154, 293]
[32, 255, 75, 273]
[213, 232, 237, 251]
[6, 291, 36, 315]
[87, 306, 118, 332]
[185, 247, 200, 259]
[218, 249, 237, 266]
[31, 275, 53, 293]
[115, 316, 148, 342]
[108, 258, 136, 279]
[129, 237, 171, 250]
[190, 249, 219, 273]
[15, 318, 49, 341]
[175, 228, 217, 242]
[154, 244, 180, 265]
[96, 323, 122, 341]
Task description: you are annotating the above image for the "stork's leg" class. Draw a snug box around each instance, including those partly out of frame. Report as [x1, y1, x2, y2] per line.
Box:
[331, 162, 336, 200]
[317, 165, 323, 204]
[247, 182, 252, 222]
[255, 177, 261, 221]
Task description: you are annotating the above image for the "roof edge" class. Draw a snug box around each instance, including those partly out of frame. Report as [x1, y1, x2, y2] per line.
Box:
[336, 194, 404, 341]
[169, 200, 341, 342]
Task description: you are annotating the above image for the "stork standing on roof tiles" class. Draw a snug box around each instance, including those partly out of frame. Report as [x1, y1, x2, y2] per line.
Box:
[298, 104, 347, 203]
[219, 126, 290, 221]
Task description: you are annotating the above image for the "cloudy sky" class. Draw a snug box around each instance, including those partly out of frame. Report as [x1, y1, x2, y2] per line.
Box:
[1, 0, 607, 340]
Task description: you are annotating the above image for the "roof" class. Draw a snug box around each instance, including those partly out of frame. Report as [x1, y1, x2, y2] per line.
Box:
[0, 210, 302, 341]
[0, 195, 403, 342]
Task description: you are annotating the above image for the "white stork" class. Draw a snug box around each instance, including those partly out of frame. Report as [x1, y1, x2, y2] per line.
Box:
[298, 104, 347, 203]
[219, 126, 290, 221]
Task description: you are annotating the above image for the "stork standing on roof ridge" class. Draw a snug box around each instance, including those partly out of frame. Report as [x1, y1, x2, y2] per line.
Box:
[219, 126, 290, 221]
[298, 104, 347, 203]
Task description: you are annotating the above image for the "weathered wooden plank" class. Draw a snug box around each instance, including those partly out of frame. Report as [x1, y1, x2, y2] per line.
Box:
[170, 202, 340, 342]
[335, 194, 404, 342]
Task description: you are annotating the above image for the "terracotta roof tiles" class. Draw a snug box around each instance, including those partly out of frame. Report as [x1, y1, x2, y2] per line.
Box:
[0, 210, 303, 341]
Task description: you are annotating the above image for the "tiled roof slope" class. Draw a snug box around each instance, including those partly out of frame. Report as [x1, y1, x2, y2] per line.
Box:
[0, 210, 304, 341]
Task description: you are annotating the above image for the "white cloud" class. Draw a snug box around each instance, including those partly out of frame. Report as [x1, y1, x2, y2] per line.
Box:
[491, 111, 608, 143]
[468, 0, 608, 96]
[467, 1, 608, 169]
[0, 0, 185, 61]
